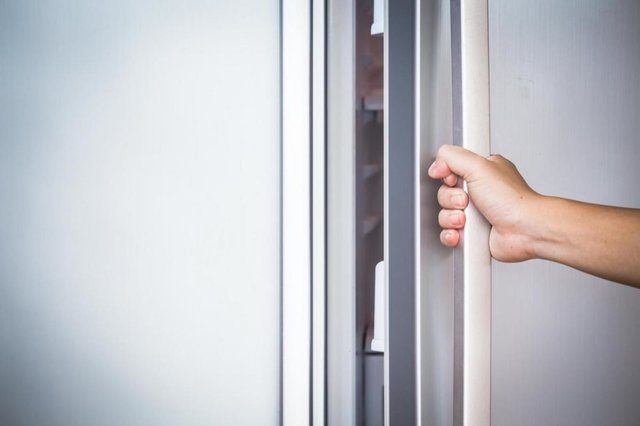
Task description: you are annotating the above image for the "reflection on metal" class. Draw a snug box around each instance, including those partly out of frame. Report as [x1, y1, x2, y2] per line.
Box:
[416, 0, 455, 424]
[311, 0, 326, 423]
[450, 1, 492, 425]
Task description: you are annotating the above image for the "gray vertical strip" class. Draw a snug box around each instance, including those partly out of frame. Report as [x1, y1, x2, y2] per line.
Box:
[386, 0, 416, 423]
[450, 3, 464, 425]
[322, 3, 328, 420]
[450, 0, 462, 147]
[279, 1, 284, 424]
[309, 3, 314, 423]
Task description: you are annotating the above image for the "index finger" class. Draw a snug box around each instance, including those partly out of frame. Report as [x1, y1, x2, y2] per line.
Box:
[428, 144, 485, 181]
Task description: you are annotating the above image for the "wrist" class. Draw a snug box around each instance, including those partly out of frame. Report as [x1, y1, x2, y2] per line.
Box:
[522, 194, 563, 261]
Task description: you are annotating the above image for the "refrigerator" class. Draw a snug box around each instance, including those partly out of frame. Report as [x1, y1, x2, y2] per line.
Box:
[1, 0, 639, 425]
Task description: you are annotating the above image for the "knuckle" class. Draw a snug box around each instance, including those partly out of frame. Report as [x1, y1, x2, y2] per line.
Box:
[487, 154, 503, 164]
[489, 154, 514, 167]
[438, 144, 452, 157]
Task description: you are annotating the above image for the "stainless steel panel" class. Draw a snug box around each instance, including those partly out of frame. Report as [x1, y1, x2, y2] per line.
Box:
[451, 1, 493, 425]
[489, 1, 640, 425]
[416, 1, 455, 425]
[417, 1, 492, 424]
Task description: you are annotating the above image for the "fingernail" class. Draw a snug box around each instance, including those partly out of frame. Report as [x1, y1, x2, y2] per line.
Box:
[451, 211, 461, 225]
[428, 161, 438, 176]
[452, 194, 465, 208]
[444, 231, 452, 241]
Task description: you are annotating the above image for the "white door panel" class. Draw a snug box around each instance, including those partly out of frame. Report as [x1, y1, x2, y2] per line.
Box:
[0, 2, 281, 425]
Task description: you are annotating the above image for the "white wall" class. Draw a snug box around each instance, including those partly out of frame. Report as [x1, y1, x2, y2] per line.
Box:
[0, 1, 280, 425]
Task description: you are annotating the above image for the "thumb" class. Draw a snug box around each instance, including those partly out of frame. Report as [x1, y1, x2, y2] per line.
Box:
[428, 145, 485, 181]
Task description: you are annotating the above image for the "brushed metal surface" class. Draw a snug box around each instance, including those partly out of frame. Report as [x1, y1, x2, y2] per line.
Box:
[417, 1, 492, 424]
[416, 1, 455, 424]
[489, 1, 640, 425]
[450, 1, 492, 425]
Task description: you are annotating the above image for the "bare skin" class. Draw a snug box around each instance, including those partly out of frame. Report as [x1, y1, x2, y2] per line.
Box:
[428, 144, 640, 288]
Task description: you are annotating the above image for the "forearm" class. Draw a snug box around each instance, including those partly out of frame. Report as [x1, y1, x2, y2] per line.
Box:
[528, 196, 640, 287]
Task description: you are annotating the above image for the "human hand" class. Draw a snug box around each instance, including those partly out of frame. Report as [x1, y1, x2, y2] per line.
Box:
[427, 145, 540, 262]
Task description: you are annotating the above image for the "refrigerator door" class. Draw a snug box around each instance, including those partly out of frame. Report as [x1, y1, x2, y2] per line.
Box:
[412, 1, 640, 426]
[489, 1, 640, 425]
[0, 2, 282, 425]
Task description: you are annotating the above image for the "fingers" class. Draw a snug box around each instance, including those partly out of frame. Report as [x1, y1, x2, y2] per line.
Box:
[427, 156, 453, 180]
[438, 209, 466, 229]
[427, 144, 485, 181]
[436, 184, 468, 247]
[440, 229, 460, 247]
[428, 145, 481, 249]
[437, 185, 468, 209]
[442, 173, 458, 187]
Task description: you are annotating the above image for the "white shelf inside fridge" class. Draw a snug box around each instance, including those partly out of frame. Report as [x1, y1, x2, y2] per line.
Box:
[370, 261, 385, 353]
[371, 0, 384, 35]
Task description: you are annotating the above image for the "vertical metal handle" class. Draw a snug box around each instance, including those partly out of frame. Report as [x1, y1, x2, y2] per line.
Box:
[450, 1, 492, 425]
